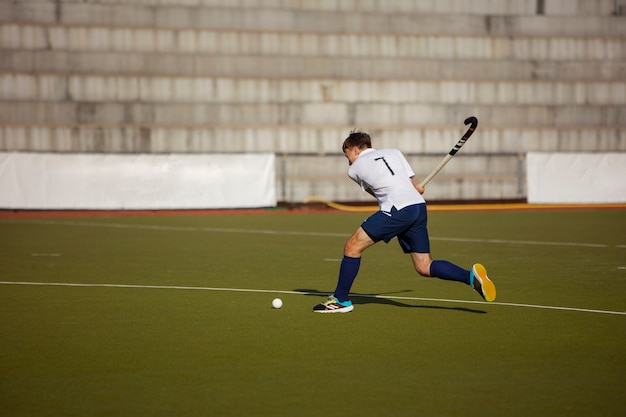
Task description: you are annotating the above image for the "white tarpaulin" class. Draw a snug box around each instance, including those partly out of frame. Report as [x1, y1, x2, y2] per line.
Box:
[0, 152, 276, 209]
[527, 152, 626, 204]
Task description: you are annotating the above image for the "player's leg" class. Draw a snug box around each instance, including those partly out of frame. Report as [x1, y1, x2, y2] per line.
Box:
[409, 252, 496, 301]
[334, 205, 421, 301]
[410, 252, 469, 283]
[312, 227, 373, 313]
[314, 209, 393, 313]
[344, 226, 376, 257]
[399, 206, 470, 283]
[335, 226, 375, 299]
[399, 204, 496, 301]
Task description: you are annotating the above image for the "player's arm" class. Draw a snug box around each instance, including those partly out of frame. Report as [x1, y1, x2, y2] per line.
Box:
[350, 171, 376, 198]
[410, 176, 425, 194]
[358, 180, 375, 198]
[400, 151, 424, 194]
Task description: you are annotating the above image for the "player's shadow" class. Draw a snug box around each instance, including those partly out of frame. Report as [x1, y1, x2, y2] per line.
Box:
[294, 289, 486, 314]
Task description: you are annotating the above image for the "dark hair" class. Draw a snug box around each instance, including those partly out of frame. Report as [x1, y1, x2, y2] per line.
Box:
[342, 130, 371, 152]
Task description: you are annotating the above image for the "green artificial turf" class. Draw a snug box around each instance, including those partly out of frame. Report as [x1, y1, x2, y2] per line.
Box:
[1, 209, 625, 416]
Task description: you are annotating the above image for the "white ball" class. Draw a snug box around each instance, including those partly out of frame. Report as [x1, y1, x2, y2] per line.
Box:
[272, 298, 283, 309]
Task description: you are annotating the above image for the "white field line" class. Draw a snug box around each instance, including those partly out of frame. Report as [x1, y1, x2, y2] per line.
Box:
[2, 219, 623, 249]
[0, 280, 625, 316]
[2, 220, 349, 237]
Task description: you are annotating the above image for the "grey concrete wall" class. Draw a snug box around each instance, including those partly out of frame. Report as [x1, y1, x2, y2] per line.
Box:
[2, 101, 624, 128]
[3, 0, 620, 16]
[4, 24, 626, 61]
[4, 74, 625, 107]
[1, 0, 624, 203]
[2, 125, 624, 154]
[2, 1, 624, 35]
[3, 50, 624, 81]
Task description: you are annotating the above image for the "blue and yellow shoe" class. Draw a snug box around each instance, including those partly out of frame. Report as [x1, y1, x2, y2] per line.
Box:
[313, 295, 354, 313]
[470, 263, 496, 302]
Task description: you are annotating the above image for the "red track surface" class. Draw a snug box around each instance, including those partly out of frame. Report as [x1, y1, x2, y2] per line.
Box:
[1, 203, 624, 218]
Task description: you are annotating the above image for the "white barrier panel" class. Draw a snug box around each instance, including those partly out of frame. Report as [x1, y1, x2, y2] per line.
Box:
[0, 152, 276, 209]
[527, 152, 626, 204]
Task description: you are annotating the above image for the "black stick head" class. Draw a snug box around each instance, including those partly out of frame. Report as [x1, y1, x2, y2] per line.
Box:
[464, 116, 478, 130]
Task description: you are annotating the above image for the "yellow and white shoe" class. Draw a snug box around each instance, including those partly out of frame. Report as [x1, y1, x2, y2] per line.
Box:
[471, 263, 496, 302]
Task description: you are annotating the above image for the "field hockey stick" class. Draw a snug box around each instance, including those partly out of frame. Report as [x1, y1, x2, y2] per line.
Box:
[420, 116, 478, 186]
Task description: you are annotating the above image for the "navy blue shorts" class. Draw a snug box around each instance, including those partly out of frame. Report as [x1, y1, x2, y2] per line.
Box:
[361, 204, 430, 254]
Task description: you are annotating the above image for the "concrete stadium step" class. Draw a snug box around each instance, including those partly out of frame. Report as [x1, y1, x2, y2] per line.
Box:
[280, 153, 526, 201]
[3, 74, 625, 107]
[1, 101, 623, 127]
[2, 50, 624, 81]
[0, 101, 622, 129]
[285, 174, 524, 202]
[3, 23, 625, 62]
[2, 1, 624, 37]
[2, 125, 624, 154]
[8, 0, 619, 17]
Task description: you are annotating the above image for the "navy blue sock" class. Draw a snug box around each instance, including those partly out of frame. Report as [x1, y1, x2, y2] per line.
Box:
[334, 256, 361, 302]
[430, 260, 470, 285]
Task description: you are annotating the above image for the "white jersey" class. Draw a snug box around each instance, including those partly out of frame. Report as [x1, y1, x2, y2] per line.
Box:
[348, 148, 425, 212]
